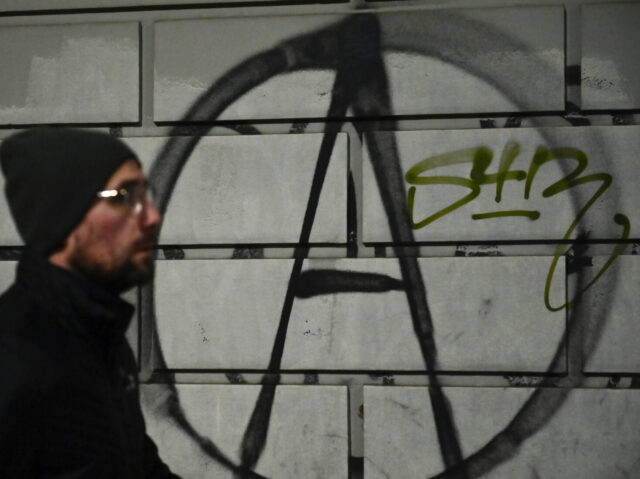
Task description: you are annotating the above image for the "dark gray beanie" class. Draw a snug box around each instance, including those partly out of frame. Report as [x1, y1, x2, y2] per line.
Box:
[0, 128, 138, 254]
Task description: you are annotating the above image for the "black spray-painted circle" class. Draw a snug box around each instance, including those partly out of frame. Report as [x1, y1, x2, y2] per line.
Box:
[143, 12, 623, 478]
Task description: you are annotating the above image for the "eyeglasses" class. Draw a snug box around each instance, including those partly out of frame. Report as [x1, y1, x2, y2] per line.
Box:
[96, 180, 154, 214]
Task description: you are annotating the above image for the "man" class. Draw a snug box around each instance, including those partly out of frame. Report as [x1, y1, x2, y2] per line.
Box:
[0, 128, 180, 478]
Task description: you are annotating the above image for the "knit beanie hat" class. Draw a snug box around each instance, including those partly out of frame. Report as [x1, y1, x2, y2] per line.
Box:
[0, 128, 138, 254]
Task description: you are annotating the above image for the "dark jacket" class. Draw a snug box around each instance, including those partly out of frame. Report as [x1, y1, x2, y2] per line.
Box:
[0, 250, 180, 478]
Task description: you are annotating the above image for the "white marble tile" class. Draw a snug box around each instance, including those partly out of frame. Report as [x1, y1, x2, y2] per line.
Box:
[378, 6, 564, 114]
[154, 7, 563, 122]
[286, 256, 565, 372]
[363, 126, 640, 243]
[154, 258, 292, 369]
[0, 23, 139, 124]
[124, 134, 347, 244]
[582, 3, 640, 110]
[364, 386, 640, 478]
[154, 256, 565, 372]
[154, 14, 339, 122]
[581, 255, 640, 373]
[142, 384, 348, 479]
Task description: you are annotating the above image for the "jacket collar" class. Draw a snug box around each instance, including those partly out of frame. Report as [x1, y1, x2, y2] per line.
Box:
[16, 249, 134, 341]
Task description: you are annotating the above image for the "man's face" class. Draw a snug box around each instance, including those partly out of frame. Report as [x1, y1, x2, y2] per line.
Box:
[66, 159, 162, 292]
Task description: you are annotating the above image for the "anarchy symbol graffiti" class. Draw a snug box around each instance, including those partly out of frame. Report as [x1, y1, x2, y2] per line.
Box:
[142, 12, 624, 479]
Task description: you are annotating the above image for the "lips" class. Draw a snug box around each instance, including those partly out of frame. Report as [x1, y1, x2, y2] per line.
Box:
[136, 244, 154, 254]
[135, 236, 156, 252]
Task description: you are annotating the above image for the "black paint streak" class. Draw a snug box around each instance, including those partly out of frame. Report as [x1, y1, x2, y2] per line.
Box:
[170, 125, 210, 137]
[347, 172, 358, 258]
[480, 119, 496, 128]
[295, 269, 403, 297]
[289, 121, 309, 134]
[226, 373, 247, 384]
[607, 375, 620, 388]
[232, 247, 265, 259]
[382, 376, 395, 385]
[374, 246, 387, 257]
[345, 15, 467, 473]
[303, 373, 319, 385]
[228, 124, 263, 135]
[466, 246, 503, 257]
[504, 375, 543, 387]
[564, 109, 591, 126]
[565, 65, 581, 86]
[565, 101, 581, 115]
[612, 115, 631, 126]
[565, 236, 593, 275]
[163, 247, 185, 260]
[239, 381, 277, 474]
[349, 456, 364, 478]
[503, 117, 522, 128]
[237, 29, 353, 474]
[566, 254, 593, 275]
[454, 245, 504, 257]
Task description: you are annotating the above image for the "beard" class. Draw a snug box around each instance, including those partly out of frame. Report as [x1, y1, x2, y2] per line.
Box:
[70, 247, 154, 294]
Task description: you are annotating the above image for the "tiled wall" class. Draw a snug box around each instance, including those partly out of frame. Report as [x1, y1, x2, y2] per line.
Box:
[1, 1, 639, 478]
